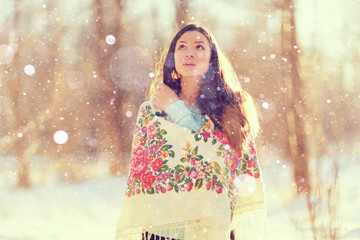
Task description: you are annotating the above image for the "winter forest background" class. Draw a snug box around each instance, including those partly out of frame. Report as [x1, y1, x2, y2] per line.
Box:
[0, 0, 359, 239]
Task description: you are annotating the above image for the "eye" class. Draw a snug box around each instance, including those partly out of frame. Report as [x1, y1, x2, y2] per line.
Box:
[196, 45, 205, 50]
[178, 44, 186, 50]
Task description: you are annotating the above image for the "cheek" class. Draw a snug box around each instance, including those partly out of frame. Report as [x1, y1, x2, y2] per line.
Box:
[174, 58, 181, 71]
[174, 53, 184, 68]
[198, 53, 211, 69]
[201, 63, 210, 74]
[198, 52, 211, 62]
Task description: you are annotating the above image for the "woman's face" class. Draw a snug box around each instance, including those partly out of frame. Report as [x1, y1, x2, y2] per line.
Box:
[174, 31, 211, 79]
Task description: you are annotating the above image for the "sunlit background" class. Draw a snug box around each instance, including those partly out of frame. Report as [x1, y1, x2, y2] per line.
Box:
[1, 0, 359, 239]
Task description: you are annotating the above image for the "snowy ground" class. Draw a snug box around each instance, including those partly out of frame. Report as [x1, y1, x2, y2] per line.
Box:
[0, 174, 126, 240]
[0, 150, 359, 240]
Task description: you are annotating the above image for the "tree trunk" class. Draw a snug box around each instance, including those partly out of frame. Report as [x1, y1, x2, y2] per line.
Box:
[176, 0, 189, 29]
[10, 0, 31, 188]
[93, 0, 124, 174]
[281, 0, 310, 194]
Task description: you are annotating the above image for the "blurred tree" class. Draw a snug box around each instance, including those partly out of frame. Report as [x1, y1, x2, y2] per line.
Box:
[280, 0, 310, 195]
[279, 1, 340, 238]
[176, 0, 188, 28]
[93, 0, 124, 174]
[10, 0, 32, 188]
[6, 0, 67, 188]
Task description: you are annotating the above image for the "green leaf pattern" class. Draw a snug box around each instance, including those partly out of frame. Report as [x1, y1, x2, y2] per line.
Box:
[126, 105, 261, 202]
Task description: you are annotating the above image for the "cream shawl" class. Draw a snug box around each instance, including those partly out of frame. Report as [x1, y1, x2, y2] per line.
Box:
[115, 100, 266, 240]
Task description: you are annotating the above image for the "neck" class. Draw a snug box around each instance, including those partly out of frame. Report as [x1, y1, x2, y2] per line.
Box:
[179, 75, 202, 107]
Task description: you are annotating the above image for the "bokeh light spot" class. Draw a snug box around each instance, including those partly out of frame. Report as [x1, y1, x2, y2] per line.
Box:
[54, 130, 69, 144]
[24, 64, 35, 76]
[106, 35, 116, 45]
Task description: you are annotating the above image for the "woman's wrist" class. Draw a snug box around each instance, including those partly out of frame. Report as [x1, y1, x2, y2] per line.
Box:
[162, 97, 180, 111]
[152, 83, 179, 111]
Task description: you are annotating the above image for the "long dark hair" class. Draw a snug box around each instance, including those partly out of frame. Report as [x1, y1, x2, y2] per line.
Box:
[147, 23, 260, 151]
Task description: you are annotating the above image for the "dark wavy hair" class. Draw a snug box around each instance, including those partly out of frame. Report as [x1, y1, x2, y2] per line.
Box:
[147, 23, 260, 151]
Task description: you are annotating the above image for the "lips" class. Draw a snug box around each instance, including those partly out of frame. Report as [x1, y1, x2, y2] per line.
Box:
[183, 63, 196, 67]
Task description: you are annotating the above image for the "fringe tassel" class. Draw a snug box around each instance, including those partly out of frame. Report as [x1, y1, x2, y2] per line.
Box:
[115, 222, 185, 240]
[115, 218, 229, 240]
[231, 208, 267, 240]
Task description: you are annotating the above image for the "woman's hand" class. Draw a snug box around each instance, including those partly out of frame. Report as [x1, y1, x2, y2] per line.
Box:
[153, 83, 179, 111]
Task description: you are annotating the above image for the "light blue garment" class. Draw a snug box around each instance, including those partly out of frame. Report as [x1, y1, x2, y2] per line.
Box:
[165, 100, 206, 132]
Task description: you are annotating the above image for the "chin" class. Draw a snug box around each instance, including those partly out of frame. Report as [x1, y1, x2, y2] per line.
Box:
[182, 73, 203, 79]
[180, 70, 204, 77]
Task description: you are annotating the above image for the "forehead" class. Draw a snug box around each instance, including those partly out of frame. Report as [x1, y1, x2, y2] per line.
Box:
[176, 31, 209, 45]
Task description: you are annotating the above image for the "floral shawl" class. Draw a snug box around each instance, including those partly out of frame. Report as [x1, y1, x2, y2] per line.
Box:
[115, 100, 266, 240]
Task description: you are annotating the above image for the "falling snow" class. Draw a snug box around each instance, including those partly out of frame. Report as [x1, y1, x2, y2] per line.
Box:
[125, 111, 133, 118]
[53, 130, 69, 145]
[0, 150, 359, 239]
[24, 64, 36, 76]
[0, 0, 359, 239]
[262, 102, 270, 109]
[106, 35, 116, 45]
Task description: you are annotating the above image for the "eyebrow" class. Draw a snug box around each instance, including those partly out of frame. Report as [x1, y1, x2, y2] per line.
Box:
[177, 40, 205, 44]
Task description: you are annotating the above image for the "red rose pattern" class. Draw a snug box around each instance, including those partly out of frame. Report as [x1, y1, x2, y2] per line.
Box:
[150, 158, 163, 172]
[141, 171, 156, 190]
[126, 104, 261, 197]
[130, 145, 150, 179]
[225, 154, 239, 171]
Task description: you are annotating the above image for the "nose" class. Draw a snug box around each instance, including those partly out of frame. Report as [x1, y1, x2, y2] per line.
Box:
[186, 50, 194, 58]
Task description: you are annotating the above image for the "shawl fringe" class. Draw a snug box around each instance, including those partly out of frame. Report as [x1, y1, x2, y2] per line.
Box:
[232, 208, 267, 240]
[116, 218, 229, 240]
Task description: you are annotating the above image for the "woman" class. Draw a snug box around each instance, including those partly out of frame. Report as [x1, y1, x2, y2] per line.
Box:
[115, 23, 266, 240]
